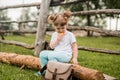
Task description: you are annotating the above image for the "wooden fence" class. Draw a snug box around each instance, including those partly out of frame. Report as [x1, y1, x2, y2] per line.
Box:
[0, 0, 119, 80]
[0, 0, 120, 56]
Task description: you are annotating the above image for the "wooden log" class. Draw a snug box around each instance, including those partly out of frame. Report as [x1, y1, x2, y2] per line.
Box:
[0, 52, 41, 70]
[0, 52, 104, 80]
[72, 64, 104, 80]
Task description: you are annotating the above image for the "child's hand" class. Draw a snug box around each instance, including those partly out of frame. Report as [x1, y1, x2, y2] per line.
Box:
[71, 58, 78, 64]
[57, 33, 65, 41]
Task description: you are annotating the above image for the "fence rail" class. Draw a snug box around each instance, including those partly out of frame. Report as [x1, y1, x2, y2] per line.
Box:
[0, 40, 120, 55]
[0, 26, 120, 37]
[0, 0, 88, 10]
[72, 9, 120, 15]
[0, 20, 37, 23]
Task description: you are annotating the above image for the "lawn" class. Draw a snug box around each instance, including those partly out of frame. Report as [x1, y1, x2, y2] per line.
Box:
[0, 34, 120, 80]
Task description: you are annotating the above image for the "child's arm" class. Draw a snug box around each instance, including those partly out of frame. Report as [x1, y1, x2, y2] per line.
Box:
[71, 42, 78, 64]
[50, 33, 64, 49]
[50, 38, 61, 49]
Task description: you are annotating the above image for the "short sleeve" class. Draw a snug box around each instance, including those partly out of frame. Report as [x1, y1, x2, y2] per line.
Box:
[70, 33, 76, 44]
[50, 32, 56, 43]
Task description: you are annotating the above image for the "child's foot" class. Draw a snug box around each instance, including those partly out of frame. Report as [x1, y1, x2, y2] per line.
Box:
[34, 71, 46, 77]
[35, 71, 41, 77]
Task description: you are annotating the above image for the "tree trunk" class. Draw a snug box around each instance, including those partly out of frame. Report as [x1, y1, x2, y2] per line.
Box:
[0, 52, 104, 80]
[34, 0, 51, 56]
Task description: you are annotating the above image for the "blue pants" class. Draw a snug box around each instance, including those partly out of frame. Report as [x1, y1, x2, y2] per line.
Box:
[39, 50, 72, 68]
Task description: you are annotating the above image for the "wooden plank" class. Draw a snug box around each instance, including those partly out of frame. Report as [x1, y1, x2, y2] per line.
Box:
[104, 74, 118, 80]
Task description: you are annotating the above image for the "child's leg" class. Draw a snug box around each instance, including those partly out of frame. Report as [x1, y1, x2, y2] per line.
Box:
[35, 51, 71, 76]
[35, 50, 53, 76]
[39, 50, 55, 68]
[48, 51, 72, 63]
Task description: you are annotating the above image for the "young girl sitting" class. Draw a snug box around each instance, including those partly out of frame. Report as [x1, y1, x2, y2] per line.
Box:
[35, 11, 78, 76]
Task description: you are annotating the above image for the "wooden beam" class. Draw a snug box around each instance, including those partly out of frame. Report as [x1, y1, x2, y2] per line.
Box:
[50, 0, 89, 6]
[0, 40, 120, 55]
[34, 0, 51, 56]
[0, 20, 37, 23]
[0, 30, 36, 34]
[72, 9, 120, 15]
[69, 26, 120, 37]
[78, 46, 120, 55]
[0, 40, 34, 49]
[0, 3, 40, 10]
[0, 0, 88, 10]
[0, 26, 120, 37]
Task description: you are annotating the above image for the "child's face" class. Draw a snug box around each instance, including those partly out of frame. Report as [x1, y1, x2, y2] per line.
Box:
[53, 15, 67, 33]
[54, 22, 67, 33]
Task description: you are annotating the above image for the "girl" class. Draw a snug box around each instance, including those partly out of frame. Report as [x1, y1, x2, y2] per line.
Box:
[35, 11, 78, 76]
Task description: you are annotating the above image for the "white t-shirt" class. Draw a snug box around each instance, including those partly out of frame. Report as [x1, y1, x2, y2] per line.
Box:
[50, 31, 76, 55]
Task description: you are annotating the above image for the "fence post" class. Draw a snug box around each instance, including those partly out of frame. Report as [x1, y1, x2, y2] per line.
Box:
[34, 0, 51, 56]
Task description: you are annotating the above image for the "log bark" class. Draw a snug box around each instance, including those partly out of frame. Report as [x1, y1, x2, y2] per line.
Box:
[72, 64, 104, 80]
[0, 52, 41, 70]
[0, 52, 104, 80]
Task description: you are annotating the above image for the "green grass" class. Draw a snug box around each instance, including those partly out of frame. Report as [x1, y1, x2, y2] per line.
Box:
[78, 51, 120, 79]
[0, 34, 120, 80]
[76, 36, 120, 50]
